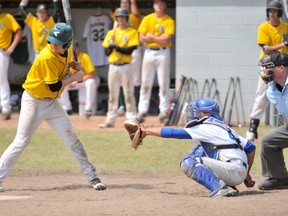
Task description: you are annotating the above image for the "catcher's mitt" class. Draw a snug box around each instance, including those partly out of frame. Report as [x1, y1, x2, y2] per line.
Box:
[123, 120, 143, 150]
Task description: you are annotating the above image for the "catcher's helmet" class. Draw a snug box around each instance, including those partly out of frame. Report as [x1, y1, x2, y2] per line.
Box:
[115, 7, 129, 17]
[185, 98, 221, 122]
[46, 23, 73, 49]
[266, 0, 283, 17]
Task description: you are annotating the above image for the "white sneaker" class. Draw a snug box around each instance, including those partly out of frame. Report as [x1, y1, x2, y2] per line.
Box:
[246, 131, 255, 141]
[117, 106, 125, 116]
[99, 122, 114, 128]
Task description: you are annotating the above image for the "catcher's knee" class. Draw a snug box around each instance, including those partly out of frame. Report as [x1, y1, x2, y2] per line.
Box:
[180, 155, 200, 177]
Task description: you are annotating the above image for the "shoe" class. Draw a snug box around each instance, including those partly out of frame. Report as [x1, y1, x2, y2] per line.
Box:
[85, 110, 92, 119]
[66, 110, 73, 115]
[0, 182, 4, 192]
[99, 122, 114, 128]
[117, 106, 125, 116]
[246, 131, 256, 141]
[90, 178, 106, 191]
[158, 111, 168, 123]
[137, 113, 146, 123]
[2, 112, 11, 120]
[212, 185, 238, 198]
[258, 177, 288, 190]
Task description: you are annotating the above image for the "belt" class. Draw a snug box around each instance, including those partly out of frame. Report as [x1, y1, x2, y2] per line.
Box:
[227, 159, 247, 169]
[112, 62, 129, 66]
[148, 47, 166, 51]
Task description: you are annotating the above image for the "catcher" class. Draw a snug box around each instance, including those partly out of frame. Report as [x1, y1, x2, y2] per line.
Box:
[124, 97, 256, 198]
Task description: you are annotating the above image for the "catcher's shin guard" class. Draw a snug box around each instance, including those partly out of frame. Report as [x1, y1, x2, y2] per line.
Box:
[180, 157, 222, 195]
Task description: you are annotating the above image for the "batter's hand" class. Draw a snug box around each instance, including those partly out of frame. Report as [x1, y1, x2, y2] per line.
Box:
[70, 60, 83, 71]
[73, 70, 84, 82]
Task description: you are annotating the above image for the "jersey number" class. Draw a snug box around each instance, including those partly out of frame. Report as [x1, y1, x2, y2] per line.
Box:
[92, 28, 105, 42]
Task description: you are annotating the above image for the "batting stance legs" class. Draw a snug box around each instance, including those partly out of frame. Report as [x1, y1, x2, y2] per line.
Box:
[0, 52, 12, 118]
[180, 145, 247, 197]
[0, 91, 100, 184]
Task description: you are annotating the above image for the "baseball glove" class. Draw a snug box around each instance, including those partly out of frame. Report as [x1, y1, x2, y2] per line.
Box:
[123, 120, 143, 150]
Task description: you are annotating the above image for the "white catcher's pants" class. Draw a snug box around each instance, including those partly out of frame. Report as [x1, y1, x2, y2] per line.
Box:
[0, 91, 98, 183]
[0, 51, 12, 114]
[138, 48, 171, 115]
[60, 77, 100, 116]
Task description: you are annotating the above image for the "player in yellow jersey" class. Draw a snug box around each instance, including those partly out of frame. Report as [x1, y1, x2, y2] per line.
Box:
[111, 0, 142, 115]
[246, 0, 288, 141]
[99, 8, 139, 128]
[0, 23, 106, 193]
[60, 40, 100, 118]
[0, 3, 23, 120]
[19, 0, 61, 60]
[137, 0, 175, 123]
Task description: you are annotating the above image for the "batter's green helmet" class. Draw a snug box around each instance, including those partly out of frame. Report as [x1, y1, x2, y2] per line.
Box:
[115, 7, 129, 17]
[46, 23, 73, 45]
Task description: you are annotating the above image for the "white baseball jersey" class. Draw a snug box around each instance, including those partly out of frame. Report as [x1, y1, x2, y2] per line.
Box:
[83, 14, 112, 66]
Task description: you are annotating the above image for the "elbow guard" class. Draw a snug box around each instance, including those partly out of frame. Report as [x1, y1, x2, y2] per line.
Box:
[48, 80, 62, 92]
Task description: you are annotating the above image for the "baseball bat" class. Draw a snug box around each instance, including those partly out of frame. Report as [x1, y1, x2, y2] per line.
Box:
[61, 0, 77, 61]
[283, 0, 288, 19]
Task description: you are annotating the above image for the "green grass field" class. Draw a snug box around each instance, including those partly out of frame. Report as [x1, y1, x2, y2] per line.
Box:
[0, 126, 287, 175]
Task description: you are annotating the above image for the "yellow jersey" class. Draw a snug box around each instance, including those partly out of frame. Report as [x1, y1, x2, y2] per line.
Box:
[23, 44, 72, 99]
[70, 52, 97, 77]
[138, 13, 175, 48]
[103, 26, 140, 64]
[25, 13, 55, 52]
[258, 21, 288, 58]
[0, 13, 21, 49]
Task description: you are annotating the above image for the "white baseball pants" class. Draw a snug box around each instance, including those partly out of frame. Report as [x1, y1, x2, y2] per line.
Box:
[132, 46, 142, 87]
[0, 91, 99, 183]
[0, 51, 12, 114]
[60, 77, 99, 116]
[138, 48, 171, 115]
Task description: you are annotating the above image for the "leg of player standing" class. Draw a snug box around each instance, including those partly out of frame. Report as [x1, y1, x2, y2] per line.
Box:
[156, 48, 171, 122]
[0, 52, 12, 120]
[137, 49, 156, 122]
[84, 78, 97, 115]
[60, 87, 73, 114]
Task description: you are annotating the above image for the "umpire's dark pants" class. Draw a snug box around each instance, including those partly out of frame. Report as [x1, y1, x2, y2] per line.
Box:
[261, 125, 288, 179]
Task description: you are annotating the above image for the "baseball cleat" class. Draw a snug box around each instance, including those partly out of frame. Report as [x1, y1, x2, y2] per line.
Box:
[90, 178, 106, 191]
[117, 106, 125, 116]
[258, 177, 288, 190]
[211, 186, 238, 198]
[99, 122, 114, 128]
[2, 112, 11, 120]
[85, 110, 92, 119]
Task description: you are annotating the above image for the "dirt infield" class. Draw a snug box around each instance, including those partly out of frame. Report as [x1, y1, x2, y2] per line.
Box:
[1, 113, 288, 216]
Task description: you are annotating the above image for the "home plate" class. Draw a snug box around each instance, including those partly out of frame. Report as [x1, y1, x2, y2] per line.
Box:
[0, 195, 33, 201]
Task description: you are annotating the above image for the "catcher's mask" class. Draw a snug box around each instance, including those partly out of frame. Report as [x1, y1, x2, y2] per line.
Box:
[259, 52, 288, 83]
[185, 97, 221, 122]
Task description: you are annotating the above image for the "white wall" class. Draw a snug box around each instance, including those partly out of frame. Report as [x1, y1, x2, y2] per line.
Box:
[175, 0, 274, 126]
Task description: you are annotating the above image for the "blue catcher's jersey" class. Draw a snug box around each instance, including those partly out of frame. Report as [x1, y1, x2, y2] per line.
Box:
[183, 117, 248, 163]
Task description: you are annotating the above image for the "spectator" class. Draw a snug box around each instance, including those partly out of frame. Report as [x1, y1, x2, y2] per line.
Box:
[111, 0, 142, 115]
[246, 0, 288, 141]
[19, 0, 61, 60]
[137, 0, 175, 123]
[99, 8, 139, 128]
[0, 3, 23, 120]
[257, 52, 288, 190]
[60, 40, 100, 118]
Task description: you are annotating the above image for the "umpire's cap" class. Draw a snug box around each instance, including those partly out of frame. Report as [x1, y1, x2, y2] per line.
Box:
[46, 23, 73, 45]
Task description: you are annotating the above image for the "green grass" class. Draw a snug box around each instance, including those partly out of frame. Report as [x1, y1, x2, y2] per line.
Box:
[0, 125, 287, 175]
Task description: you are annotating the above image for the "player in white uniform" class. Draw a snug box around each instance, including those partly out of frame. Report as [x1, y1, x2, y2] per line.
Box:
[0, 4, 23, 120]
[140, 98, 256, 197]
[60, 40, 100, 117]
[83, 9, 112, 67]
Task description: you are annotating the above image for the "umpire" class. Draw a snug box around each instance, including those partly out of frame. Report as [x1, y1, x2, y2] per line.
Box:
[258, 52, 288, 190]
